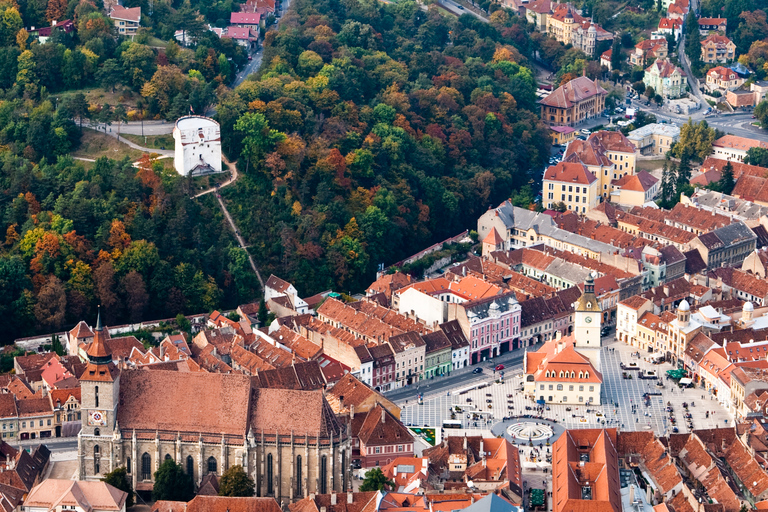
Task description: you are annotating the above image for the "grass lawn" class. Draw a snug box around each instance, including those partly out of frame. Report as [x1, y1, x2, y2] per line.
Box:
[72, 128, 145, 161]
[637, 159, 667, 172]
[122, 133, 175, 150]
[59, 87, 141, 108]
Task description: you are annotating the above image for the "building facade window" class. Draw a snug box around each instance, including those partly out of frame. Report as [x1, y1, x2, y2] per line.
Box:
[207, 456, 217, 475]
[141, 453, 151, 481]
[186, 456, 194, 478]
[296, 455, 302, 496]
[267, 453, 273, 495]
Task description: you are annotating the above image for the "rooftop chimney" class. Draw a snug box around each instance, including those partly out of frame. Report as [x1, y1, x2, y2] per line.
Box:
[331, 494, 337, 505]
[381, 407, 386, 423]
[348, 493, 354, 504]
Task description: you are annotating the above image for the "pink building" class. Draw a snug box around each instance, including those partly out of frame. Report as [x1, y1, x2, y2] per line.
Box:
[466, 293, 521, 364]
[370, 344, 396, 392]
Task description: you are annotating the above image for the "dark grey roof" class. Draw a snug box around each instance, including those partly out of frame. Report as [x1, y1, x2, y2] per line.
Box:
[697, 232, 723, 250]
[684, 249, 707, 274]
[422, 331, 452, 354]
[711, 221, 756, 246]
[354, 345, 373, 363]
[439, 320, 470, 350]
[660, 245, 685, 265]
[753, 224, 768, 249]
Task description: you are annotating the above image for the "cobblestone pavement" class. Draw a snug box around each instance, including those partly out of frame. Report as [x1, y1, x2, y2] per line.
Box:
[401, 336, 733, 436]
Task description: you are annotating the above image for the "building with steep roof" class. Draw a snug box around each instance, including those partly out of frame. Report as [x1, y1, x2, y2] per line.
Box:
[690, 221, 757, 270]
[705, 66, 744, 92]
[546, 4, 612, 56]
[644, 59, 685, 99]
[612, 171, 659, 207]
[524, 336, 603, 404]
[76, 310, 351, 502]
[630, 38, 669, 67]
[698, 17, 727, 35]
[562, 130, 637, 200]
[713, 135, 768, 162]
[552, 429, 620, 512]
[539, 76, 607, 127]
[701, 34, 736, 64]
[108, 5, 140, 37]
[354, 405, 414, 469]
[657, 17, 683, 38]
[25, 479, 127, 512]
[543, 161, 599, 213]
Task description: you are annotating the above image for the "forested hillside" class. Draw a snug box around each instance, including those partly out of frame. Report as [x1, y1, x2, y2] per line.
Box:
[219, 0, 551, 295]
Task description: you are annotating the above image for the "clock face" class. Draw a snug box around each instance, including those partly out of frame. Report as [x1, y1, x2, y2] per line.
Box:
[585, 317, 592, 323]
[88, 410, 107, 426]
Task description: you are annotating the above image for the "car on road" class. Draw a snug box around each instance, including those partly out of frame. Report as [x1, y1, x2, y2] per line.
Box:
[473, 367, 483, 374]
[580, 128, 591, 135]
[495, 364, 505, 371]
[457, 4, 464, 8]
[248, 55, 253, 61]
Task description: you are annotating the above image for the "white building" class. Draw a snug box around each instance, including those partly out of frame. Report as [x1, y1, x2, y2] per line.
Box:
[172, 115, 223, 176]
[264, 274, 309, 315]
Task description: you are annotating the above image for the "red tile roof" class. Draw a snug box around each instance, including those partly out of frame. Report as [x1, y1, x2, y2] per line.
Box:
[230, 12, 261, 24]
[540, 76, 607, 109]
[109, 5, 140, 22]
[544, 161, 597, 185]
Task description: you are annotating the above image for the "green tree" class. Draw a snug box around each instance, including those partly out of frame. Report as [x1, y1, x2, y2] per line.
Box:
[219, 465, 255, 497]
[175, 313, 191, 334]
[234, 112, 286, 170]
[644, 85, 655, 100]
[745, 147, 768, 166]
[718, 160, 735, 194]
[755, 99, 768, 127]
[101, 467, 134, 507]
[152, 459, 194, 501]
[257, 297, 267, 326]
[686, 22, 701, 70]
[610, 37, 622, 71]
[96, 59, 123, 93]
[359, 467, 395, 492]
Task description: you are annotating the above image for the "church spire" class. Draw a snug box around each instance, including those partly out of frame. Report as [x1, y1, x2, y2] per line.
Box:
[86, 306, 112, 365]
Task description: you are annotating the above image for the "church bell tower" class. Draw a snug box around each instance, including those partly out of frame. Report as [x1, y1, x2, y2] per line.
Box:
[78, 308, 120, 479]
[574, 274, 602, 348]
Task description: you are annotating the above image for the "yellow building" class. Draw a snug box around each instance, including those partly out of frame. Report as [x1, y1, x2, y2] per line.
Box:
[543, 161, 600, 214]
[540, 77, 607, 127]
[523, 336, 602, 405]
[701, 34, 736, 64]
[550, 126, 576, 145]
[563, 130, 637, 200]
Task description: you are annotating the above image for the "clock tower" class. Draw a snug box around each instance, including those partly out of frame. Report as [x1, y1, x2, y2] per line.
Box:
[79, 308, 120, 479]
[574, 274, 602, 348]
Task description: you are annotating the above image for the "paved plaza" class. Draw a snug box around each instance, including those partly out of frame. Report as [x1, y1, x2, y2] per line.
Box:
[400, 337, 733, 436]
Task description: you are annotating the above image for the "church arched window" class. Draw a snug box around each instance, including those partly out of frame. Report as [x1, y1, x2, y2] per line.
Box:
[94, 428, 100, 436]
[267, 453, 274, 495]
[186, 456, 194, 478]
[141, 453, 151, 480]
[320, 455, 328, 494]
[207, 456, 217, 475]
[94, 445, 100, 474]
[296, 455, 302, 496]
[165, 454, 172, 462]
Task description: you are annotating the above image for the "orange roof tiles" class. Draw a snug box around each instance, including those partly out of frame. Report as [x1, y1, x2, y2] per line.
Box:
[540, 76, 607, 109]
[544, 161, 597, 185]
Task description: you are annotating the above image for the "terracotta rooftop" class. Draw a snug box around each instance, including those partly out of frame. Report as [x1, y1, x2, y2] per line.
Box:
[540, 76, 607, 109]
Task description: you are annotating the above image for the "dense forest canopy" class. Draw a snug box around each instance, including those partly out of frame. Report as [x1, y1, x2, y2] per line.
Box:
[218, 0, 551, 296]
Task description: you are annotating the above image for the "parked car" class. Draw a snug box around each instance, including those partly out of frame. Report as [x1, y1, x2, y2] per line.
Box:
[473, 367, 483, 374]
[580, 128, 591, 135]
[495, 364, 505, 371]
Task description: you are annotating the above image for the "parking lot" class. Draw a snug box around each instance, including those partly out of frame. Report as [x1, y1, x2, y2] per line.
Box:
[400, 338, 733, 436]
